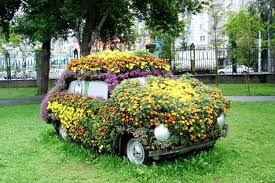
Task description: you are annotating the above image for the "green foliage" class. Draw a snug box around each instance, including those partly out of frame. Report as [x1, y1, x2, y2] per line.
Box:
[134, 0, 207, 35]
[0, 0, 21, 39]
[225, 9, 265, 66]
[151, 31, 177, 60]
[131, 49, 154, 57]
[14, 0, 72, 42]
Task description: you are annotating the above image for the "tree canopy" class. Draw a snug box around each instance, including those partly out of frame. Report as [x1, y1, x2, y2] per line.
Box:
[225, 9, 264, 66]
[0, 0, 21, 39]
[1, 0, 207, 95]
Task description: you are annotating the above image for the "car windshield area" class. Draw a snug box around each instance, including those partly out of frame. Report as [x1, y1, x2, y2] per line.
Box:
[67, 80, 109, 100]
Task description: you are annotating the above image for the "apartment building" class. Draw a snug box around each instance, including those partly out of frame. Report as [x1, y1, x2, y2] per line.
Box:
[176, 0, 252, 49]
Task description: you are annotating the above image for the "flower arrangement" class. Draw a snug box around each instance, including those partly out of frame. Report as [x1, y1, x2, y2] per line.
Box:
[41, 50, 230, 155]
[110, 76, 230, 148]
[41, 51, 171, 120]
[67, 50, 170, 74]
[45, 75, 229, 152]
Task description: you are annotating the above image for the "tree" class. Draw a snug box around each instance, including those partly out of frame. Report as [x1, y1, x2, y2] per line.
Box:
[225, 9, 264, 93]
[249, 0, 274, 72]
[62, 0, 207, 56]
[146, 0, 207, 66]
[0, 0, 21, 39]
[9, 0, 207, 95]
[225, 9, 264, 67]
[207, 2, 225, 86]
[14, 0, 73, 95]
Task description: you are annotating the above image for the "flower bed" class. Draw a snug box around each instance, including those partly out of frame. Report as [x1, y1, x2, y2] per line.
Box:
[41, 50, 171, 120]
[110, 76, 229, 149]
[67, 50, 170, 74]
[45, 75, 229, 152]
[41, 50, 230, 157]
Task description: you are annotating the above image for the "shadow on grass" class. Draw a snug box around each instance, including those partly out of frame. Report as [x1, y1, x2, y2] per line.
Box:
[35, 127, 241, 178]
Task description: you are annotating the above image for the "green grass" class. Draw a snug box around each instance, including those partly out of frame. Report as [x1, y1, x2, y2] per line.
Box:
[208, 83, 275, 96]
[0, 103, 275, 182]
[0, 87, 37, 100]
[0, 83, 275, 100]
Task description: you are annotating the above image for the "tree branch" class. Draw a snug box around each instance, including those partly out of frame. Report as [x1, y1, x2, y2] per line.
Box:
[88, 8, 110, 49]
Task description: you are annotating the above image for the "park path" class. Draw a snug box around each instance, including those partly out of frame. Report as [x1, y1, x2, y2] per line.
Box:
[1, 96, 275, 106]
[226, 96, 275, 102]
[0, 96, 43, 105]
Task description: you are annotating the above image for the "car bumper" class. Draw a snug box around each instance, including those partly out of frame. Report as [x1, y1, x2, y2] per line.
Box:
[148, 124, 228, 157]
[148, 140, 216, 157]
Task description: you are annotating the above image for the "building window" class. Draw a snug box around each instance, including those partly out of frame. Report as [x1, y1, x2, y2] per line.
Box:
[200, 35, 205, 42]
[200, 24, 203, 30]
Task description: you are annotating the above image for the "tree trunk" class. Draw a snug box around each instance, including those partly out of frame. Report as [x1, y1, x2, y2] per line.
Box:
[80, 6, 96, 57]
[80, 8, 109, 56]
[80, 31, 92, 56]
[37, 40, 51, 95]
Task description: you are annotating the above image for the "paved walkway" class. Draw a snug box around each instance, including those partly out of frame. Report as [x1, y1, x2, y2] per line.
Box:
[0, 96, 275, 106]
[226, 96, 275, 102]
[0, 96, 43, 105]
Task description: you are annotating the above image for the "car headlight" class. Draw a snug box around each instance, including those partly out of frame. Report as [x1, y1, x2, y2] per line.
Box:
[217, 114, 225, 127]
[154, 123, 170, 141]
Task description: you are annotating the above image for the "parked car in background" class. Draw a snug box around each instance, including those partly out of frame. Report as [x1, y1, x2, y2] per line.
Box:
[218, 64, 254, 75]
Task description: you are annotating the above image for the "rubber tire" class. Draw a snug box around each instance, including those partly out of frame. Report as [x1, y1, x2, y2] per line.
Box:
[219, 71, 225, 75]
[126, 138, 150, 165]
[54, 122, 68, 140]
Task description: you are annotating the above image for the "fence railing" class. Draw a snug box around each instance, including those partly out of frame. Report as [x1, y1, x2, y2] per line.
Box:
[0, 46, 274, 80]
[0, 56, 71, 80]
[172, 46, 275, 75]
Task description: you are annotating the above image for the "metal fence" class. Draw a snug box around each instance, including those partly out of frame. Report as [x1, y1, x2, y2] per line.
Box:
[172, 46, 275, 75]
[0, 46, 274, 80]
[0, 55, 71, 80]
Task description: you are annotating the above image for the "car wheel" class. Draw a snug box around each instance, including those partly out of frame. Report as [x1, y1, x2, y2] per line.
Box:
[55, 123, 68, 140]
[219, 71, 225, 75]
[242, 71, 248, 74]
[126, 138, 150, 165]
[58, 126, 68, 140]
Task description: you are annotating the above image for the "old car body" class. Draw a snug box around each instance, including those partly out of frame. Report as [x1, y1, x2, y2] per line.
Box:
[41, 51, 229, 164]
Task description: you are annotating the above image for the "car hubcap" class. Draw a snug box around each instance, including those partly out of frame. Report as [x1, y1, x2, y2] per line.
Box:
[59, 126, 68, 140]
[126, 138, 145, 164]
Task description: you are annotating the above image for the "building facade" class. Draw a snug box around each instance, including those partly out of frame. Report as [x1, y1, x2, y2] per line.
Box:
[176, 0, 252, 49]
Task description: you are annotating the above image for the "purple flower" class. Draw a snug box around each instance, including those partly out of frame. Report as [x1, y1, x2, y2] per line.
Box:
[40, 92, 52, 120]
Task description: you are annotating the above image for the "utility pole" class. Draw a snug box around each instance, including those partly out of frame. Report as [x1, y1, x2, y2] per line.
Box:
[258, 31, 261, 72]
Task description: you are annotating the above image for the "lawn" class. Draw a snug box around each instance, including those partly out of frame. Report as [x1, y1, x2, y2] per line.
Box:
[208, 83, 275, 96]
[0, 87, 37, 100]
[0, 83, 275, 100]
[0, 102, 274, 182]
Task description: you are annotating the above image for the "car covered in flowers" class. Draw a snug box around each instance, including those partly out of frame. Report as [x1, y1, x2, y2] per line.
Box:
[41, 50, 230, 164]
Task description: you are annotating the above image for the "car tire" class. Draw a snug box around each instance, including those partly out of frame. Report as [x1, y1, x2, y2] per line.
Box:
[242, 71, 248, 74]
[219, 71, 225, 75]
[126, 138, 150, 165]
[54, 122, 68, 140]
